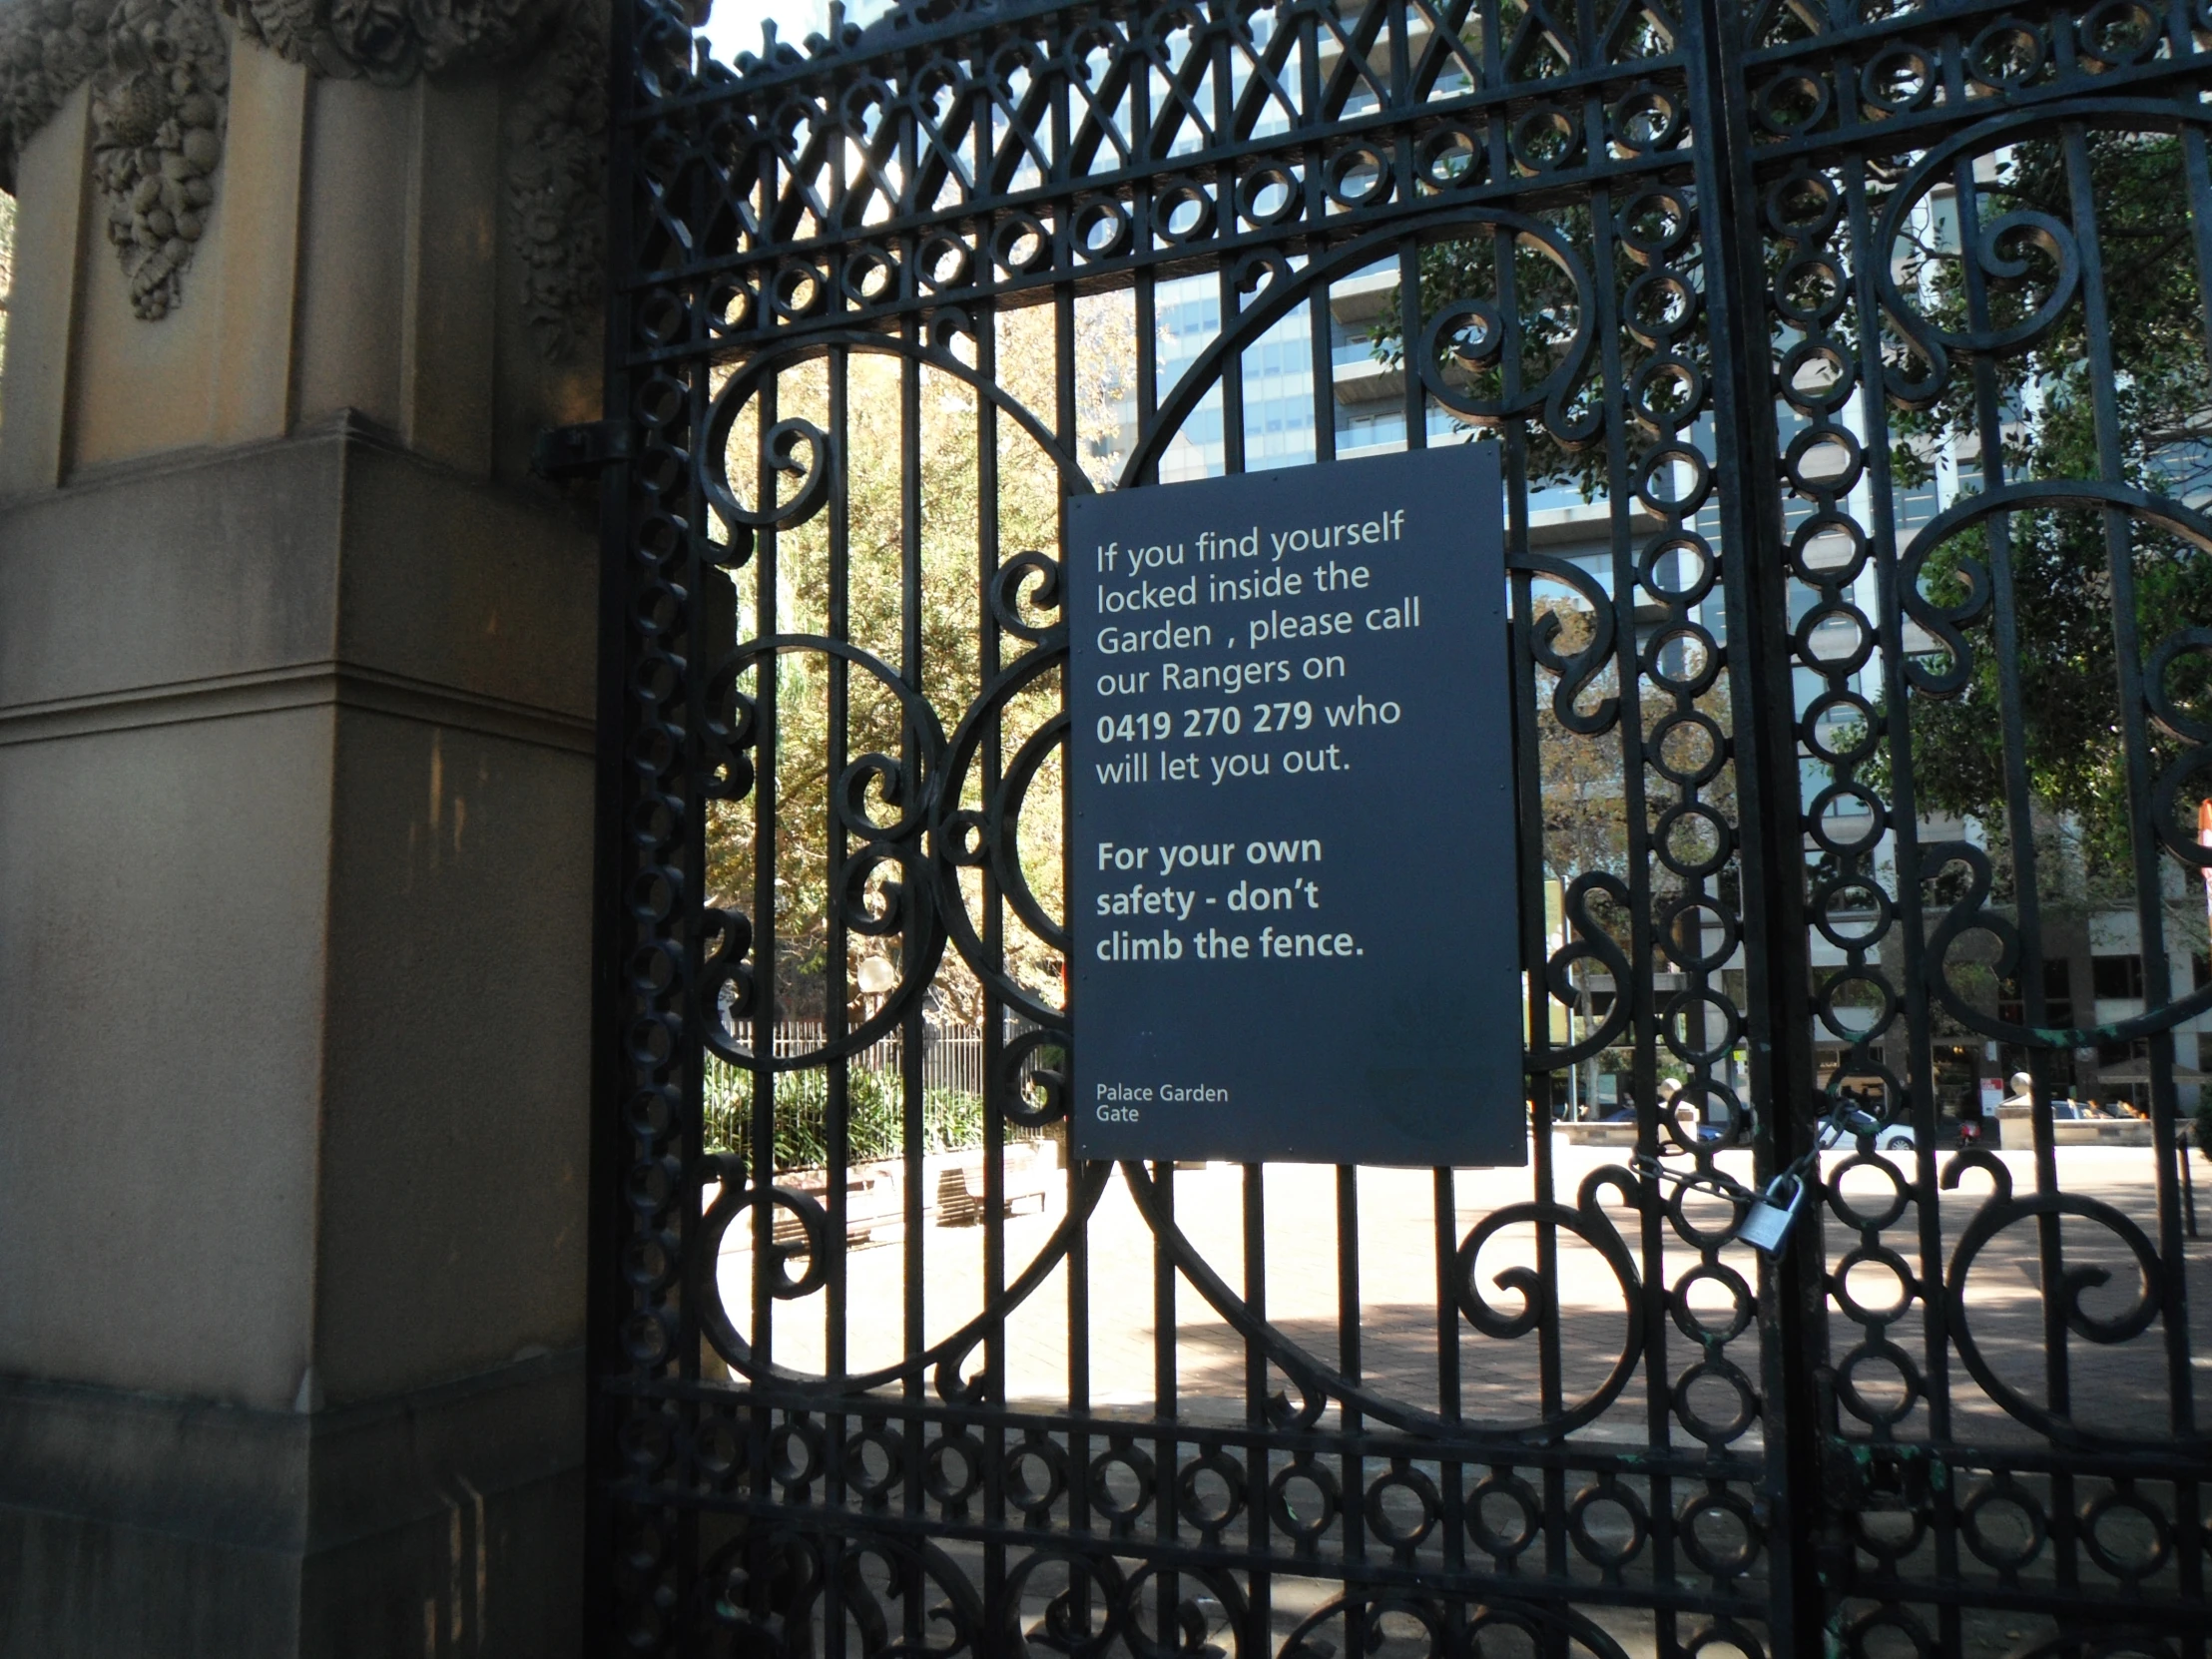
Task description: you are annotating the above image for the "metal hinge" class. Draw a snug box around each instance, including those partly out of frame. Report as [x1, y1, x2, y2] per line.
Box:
[531, 420, 633, 481]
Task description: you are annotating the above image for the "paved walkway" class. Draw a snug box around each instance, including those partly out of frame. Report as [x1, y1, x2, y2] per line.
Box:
[723, 1145, 2212, 1442]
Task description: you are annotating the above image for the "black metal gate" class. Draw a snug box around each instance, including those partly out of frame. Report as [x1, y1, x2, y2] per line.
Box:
[587, 0, 2212, 1651]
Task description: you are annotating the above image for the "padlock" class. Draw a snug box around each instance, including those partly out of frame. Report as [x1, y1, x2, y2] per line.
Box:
[1737, 1173, 1807, 1255]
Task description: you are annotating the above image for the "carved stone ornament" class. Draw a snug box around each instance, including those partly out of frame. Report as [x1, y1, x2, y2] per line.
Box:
[226, 0, 571, 86]
[93, 0, 226, 317]
[504, 0, 605, 363]
[0, 0, 604, 345]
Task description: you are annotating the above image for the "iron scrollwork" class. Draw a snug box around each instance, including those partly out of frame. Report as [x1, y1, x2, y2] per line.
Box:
[597, 0, 2212, 1652]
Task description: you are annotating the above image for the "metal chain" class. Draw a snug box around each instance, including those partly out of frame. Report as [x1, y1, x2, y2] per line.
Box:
[1628, 1104, 1885, 1250]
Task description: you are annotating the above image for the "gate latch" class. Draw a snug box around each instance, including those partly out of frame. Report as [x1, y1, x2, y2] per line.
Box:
[532, 420, 633, 480]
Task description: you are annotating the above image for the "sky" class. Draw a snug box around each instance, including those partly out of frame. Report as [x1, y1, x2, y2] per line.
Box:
[696, 0, 892, 64]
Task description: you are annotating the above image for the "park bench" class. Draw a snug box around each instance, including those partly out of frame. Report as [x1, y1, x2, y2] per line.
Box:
[762, 1139, 1062, 1247]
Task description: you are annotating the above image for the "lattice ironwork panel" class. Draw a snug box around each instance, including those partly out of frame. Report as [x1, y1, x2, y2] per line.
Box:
[588, 0, 2212, 1654]
[1733, 0, 2212, 1651]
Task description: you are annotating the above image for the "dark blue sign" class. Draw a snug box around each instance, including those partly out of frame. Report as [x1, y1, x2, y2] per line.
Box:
[1067, 443, 1522, 1166]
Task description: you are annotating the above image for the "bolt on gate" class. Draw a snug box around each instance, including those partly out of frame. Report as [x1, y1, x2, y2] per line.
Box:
[587, 0, 2212, 1652]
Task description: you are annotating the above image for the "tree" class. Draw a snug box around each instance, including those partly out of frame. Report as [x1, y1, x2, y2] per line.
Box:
[1371, 221, 1738, 1016]
[706, 295, 1132, 1030]
[1369, 138, 2212, 954]
[1886, 131, 2212, 918]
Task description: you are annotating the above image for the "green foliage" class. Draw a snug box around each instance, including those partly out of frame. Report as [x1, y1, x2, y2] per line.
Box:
[1897, 519, 2212, 884]
[1366, 202, 1690, 506]
[705, 301, 1130, 1027]
[1367, 215, 1734, 907]
[702, 1055, 992, 1170]
[1882, 131, 2212, 883]
[1368, 218, 1613, 503]
[1371, 139, 2212, 898]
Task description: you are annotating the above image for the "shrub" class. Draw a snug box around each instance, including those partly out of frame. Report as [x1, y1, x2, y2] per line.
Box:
[703, 1057, 992, 1169]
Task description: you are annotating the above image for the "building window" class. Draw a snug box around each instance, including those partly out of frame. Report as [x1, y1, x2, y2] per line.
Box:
[2091, 954, 2145, 1000]
[1999, 959, 2073, 1028]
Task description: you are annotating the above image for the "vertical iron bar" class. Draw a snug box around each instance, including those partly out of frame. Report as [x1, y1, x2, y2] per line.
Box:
[1055, 274, 1094, 1645]
[976, 295, 1009, 1642]
[751, 373, 782, 1379]
[584, 6, 647, 1646]
[1336, 1162, 1365, 1603]
[824, 338, 852, 1659]
[1838, 153, 1967, 1650]
[898, 295, 927, 1646]
[1693, 0, 1827, 1646]
[2061, 123, 2197, 1445]
[1243, 1161, 1271, 1656]
[1397, 236, 1423, 451]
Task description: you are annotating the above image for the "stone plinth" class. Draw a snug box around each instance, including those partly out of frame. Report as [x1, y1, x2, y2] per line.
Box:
[0, 2, 604, 1652]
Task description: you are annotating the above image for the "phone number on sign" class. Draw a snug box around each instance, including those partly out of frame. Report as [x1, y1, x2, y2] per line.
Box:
[1093, 699, 1406, 744]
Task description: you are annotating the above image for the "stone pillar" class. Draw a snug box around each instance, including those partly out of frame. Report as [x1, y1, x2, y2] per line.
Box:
[0, 0, 606, 1652]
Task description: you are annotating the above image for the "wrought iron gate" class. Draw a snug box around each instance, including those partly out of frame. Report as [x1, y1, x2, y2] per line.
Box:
[587, 0, 2212, 1651]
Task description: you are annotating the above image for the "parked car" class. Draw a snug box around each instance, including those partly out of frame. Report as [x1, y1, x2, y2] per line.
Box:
[1818, 1110, 1915, 1153]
